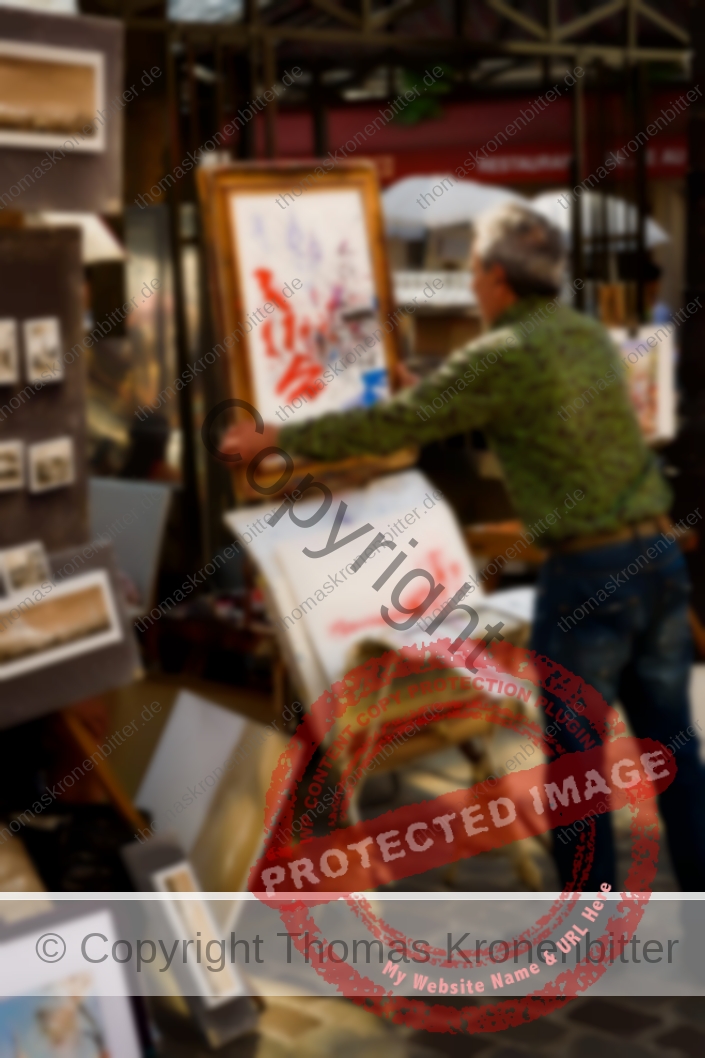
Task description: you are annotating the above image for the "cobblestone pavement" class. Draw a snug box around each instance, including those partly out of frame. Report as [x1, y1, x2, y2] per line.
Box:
[157, 679, 705, 1055]
[156, 994, 705, 1057]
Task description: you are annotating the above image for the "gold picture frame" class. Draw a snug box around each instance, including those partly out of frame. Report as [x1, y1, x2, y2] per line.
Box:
[197, 160, 414, 500]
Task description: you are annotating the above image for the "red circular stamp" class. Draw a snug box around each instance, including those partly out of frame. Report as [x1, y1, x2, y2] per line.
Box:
[249, 636, 672, 1033]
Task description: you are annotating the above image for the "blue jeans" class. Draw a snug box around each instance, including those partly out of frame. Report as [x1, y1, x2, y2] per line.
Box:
[531, 533, 705, 891]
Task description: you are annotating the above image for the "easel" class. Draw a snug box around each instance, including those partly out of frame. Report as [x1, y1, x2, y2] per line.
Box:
[59, 701, 148, 834]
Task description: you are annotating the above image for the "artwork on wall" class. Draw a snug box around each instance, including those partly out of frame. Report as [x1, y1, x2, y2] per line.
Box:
[28, 435, 74, 493]
[0, 440, 23, 493]
[0, 319, 19, 385]
[0, 38, 105, 152]
[0, 539, 49, 595]
[0, 567, 123, 681]
[23, 316, 63, 384]
[197, 162, 399, 428]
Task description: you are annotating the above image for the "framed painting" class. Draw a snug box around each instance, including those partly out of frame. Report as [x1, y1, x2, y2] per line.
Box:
[197, 161, 413, 497]
[0, 38, 105, 153]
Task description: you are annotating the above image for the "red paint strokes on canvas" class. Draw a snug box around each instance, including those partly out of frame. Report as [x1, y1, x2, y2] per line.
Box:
[327, 550, 464, 638]
[251, 268, 374, 406]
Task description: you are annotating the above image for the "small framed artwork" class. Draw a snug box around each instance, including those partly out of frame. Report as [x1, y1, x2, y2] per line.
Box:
[152, 861, 246, 1006]
[0, 567, 123, 681]
[0, 319, 18, 385]
[23, 317, 64, 384]
[0, 440, 24, 493]
[0, 909, 141, 1057]
[28, 436, 74, 493]
[0, 38, 105, 153]
[0, 540, 50, 593]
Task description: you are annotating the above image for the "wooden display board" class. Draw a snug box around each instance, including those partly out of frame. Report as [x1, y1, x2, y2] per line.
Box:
[197, 160, 415, 499]
[0, 228, 87, 551]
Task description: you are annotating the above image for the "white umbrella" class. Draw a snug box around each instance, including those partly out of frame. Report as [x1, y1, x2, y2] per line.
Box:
[532, 189, 669, 250]
[382, 175, 526, 238]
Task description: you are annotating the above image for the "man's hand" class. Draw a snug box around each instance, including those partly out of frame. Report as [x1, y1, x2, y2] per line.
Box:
[217, 420, 281, 463]
[395, 361, 420, 389]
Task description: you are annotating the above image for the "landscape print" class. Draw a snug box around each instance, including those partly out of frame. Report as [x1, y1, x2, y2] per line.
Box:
[0, 570, 122, 681]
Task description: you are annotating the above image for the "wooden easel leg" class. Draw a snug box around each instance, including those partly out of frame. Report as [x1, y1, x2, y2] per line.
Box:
[59, 708, 148, 836]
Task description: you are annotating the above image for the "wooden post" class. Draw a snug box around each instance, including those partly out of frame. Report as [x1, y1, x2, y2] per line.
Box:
[60, 708, 148, 836]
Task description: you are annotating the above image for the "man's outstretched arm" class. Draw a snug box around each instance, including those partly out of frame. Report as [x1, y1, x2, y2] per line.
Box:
[217, 328, 514, 465]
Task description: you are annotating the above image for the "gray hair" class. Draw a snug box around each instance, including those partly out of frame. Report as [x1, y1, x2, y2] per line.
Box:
[473, 203, 566, 297]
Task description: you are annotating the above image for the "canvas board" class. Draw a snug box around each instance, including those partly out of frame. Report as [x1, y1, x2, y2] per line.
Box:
[136, 690, 247, 853]
[610, 325, 676, 443]
[0, 567, 122, 682]
[225, 470, 529, 702]
[0, 320, 19, 386]
[229, 188, 390, 422]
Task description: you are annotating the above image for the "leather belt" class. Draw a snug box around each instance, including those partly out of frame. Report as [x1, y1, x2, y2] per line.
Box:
[549, 518, 663, 555]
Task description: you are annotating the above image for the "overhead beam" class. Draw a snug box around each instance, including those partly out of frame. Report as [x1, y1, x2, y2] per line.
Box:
[370, 0, 435, 30]
[502, 38, 690, 63]
[555, 0, 625, 42]
[309, 0, 361, 29]
[124, 16, 690, 63]
[637, 1, 690, 45]
[486, 0, 547, 40]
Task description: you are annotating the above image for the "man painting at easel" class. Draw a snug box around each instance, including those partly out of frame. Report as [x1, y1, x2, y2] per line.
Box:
[220, 202, 705, 892]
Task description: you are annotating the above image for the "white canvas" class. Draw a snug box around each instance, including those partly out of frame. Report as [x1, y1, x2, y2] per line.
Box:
[229, 188, 390, 424]
[274, 471, 487, 689]
[136, 690, 247, 852]
[225, 470, 527, 701]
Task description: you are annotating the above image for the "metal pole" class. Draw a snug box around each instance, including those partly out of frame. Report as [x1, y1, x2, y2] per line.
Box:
[571, 56, 585, 310]
[166, 31, 203, 567]
[312, 68, 328, 157]
[634, 61, 648, 322]
[263, 35, 278, 159]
